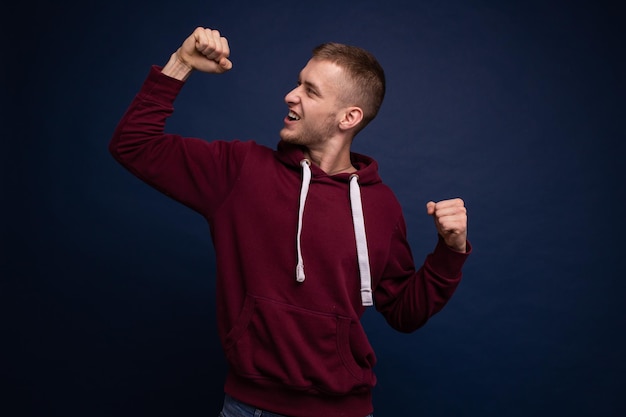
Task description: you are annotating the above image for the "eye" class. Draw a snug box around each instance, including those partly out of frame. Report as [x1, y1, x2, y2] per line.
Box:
[295, 81, 318, 97]
[305, 85, 319, 97]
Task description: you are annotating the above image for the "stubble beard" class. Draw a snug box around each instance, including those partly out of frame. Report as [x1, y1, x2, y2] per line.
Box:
[279, 113, 338, 147]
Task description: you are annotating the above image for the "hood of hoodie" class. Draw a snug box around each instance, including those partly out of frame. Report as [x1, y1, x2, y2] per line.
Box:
[275, 140, 383, 185]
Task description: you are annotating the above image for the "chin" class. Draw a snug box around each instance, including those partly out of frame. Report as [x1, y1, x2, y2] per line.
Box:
[280, 131, 300, 145]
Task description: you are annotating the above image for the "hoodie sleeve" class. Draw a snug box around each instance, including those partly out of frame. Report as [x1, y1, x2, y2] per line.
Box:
[374, 214, 471, 333]
[109, 66, 250, 218]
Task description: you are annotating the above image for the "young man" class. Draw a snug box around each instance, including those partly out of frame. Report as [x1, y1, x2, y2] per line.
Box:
[110, 27, 470, 417]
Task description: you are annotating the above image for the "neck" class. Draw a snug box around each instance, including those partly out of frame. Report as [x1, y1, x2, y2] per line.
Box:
[304, 145, 356, 175]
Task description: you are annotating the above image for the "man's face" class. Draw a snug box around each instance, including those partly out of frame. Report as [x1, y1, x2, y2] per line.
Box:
[279, 59, 348, 147]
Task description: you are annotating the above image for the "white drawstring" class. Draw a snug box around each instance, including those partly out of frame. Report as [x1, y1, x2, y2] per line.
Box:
[296, 159, 311, 282]
[350, 174, 373, 306]
[295, 162, 373, 307]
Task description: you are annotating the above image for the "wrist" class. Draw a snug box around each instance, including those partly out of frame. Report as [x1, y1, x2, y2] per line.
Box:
[161, 51, 193, 81]
[440, 234, 467, 253]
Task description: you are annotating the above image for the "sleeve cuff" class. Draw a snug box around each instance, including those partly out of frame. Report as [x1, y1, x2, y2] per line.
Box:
[427, 236, 472, 279]
[137, 65, 186, 105]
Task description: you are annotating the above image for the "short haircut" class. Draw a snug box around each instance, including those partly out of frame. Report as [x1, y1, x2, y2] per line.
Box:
[312, 42, 386, 131]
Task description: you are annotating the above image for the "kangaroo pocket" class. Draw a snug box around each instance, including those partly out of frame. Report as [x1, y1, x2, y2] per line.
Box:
[224, 294, 375, 394]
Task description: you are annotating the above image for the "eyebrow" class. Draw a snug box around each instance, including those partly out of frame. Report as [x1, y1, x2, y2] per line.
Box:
[302, 81, 322, 96]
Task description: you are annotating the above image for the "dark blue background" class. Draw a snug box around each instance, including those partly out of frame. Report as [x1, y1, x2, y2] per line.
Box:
[5, 0, 625, 416]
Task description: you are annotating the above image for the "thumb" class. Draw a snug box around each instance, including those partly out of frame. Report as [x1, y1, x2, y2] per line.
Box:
[426, 201, 436, 216]
[218, 57, 233, 71]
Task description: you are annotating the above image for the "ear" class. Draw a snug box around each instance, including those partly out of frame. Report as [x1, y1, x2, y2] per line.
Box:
[339, 106, 364, 131]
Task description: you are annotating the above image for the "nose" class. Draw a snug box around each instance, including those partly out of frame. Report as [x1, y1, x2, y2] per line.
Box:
[284, 85, 301, 105]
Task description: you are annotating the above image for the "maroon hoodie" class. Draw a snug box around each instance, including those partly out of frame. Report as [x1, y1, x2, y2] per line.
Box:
[109, 66, 470, 417]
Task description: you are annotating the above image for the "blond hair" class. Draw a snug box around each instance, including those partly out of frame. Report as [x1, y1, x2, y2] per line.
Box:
[312, 42, 386, 131]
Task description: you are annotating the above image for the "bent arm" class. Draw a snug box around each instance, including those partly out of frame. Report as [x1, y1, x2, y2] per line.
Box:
[374, 219, 471, 333]
[109, 27, 239, 215]
[109, 66, 246, 217]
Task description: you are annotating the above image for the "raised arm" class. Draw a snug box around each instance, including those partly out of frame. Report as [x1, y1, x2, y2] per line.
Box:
[109, 26, 247, 217]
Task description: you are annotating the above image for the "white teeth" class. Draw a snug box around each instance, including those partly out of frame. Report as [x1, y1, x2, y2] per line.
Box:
[288, 111, 301, 121]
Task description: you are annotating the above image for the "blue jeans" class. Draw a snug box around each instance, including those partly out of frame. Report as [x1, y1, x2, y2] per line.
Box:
[219, 394, 374, 417]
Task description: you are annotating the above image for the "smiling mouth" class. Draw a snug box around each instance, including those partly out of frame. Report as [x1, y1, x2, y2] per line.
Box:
[287, 110, 301, 121]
